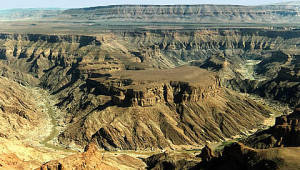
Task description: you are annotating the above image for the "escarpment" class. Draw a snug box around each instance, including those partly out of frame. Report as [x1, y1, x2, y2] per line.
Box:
[62, 5, 300, 23]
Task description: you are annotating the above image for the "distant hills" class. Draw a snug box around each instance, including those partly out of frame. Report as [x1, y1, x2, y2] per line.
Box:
[61, 4, 300, 23]
[272, 1, 300, 5]
[1, 4, 300, 23]
[0, 8, 63, 20]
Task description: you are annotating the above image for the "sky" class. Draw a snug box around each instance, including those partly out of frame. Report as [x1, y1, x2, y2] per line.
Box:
[0, 0, 296, 9]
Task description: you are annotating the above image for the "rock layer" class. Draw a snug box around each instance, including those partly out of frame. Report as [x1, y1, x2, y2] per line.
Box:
[57, 66, 272, 150]
[62, 5, 300, 23]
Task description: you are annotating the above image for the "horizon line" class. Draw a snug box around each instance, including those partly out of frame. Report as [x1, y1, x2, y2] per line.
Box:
[0, 3, 290, 10]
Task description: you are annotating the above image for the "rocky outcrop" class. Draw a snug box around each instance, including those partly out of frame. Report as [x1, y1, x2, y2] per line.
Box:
[144, 151, 200, 170]
[0, 76, 42, 139]
[197, 145, 216, 162]
[256, 53, 300, 106]
[39, 143, 146, 170]
[195, 142, 282, 170]
[245, 105, 300, 149]
[145, 142, 300, 170]
[56, 66, 273, 150]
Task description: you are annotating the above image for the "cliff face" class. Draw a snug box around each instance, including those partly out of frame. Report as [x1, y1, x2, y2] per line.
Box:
[194, 142, 300, 170]
[62, 5, 300, 23]
[257, 53, 300, 106]
[2, 29, 298, 94]
[3, 5, 300, 23]
[56, 66, 273, 150]
[0, 29, 298, 76]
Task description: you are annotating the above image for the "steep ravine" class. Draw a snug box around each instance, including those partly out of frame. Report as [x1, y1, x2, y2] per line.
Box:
[0, 78, 75, 169]
[35, 89, 75, 152]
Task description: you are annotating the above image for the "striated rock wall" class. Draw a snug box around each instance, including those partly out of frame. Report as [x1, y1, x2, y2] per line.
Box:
[0, 29, 298, 81]
[56, 67, 272, 150]
[87, 79, 221, 107]
[62, 5, 300, 23]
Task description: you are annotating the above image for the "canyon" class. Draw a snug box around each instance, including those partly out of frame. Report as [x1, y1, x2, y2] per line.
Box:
[0, 4, 299, 170]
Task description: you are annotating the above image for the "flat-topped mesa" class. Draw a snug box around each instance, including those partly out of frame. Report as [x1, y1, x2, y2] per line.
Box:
[87, 66, 221, 107]
[62, 5, 300, 23]
[55, 66, 274, 151]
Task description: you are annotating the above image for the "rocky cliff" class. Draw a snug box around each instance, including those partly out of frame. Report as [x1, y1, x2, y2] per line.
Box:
[0, 76, 44, 140]
[3, 5, 300, 24]
[245, 105, 300, 149]
[256, 52, 300, 106]
[57, 66, 272, 150]
[62, 5, 300, 23]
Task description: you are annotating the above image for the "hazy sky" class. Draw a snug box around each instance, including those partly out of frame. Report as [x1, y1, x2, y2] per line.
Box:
[0, 0, 295, 9]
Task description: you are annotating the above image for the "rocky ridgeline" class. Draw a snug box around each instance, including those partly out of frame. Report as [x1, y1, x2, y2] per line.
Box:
[87, 77, 221, 107]
[3, 5, 300, 23]
[273, 109, 300, 147]
[62, 5, 300, 23]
